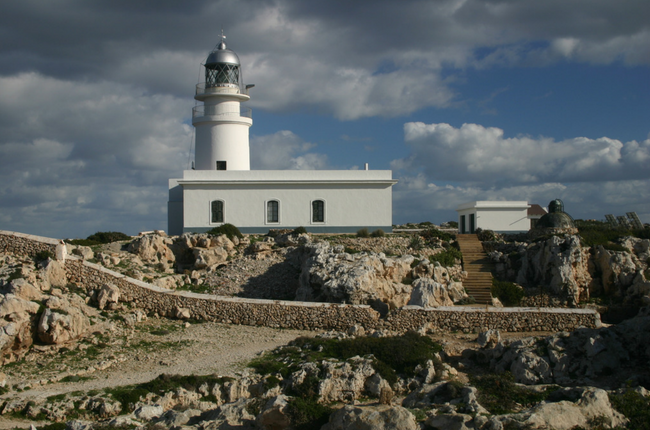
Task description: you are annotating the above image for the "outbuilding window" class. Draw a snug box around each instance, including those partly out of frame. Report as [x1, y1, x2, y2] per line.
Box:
[312, 200, 325, 223]
[267, 200, 279, 223]
[211, 200, 224, 223]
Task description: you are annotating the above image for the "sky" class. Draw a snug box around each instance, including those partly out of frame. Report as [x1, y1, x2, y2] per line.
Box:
[0, 0, 649, 239]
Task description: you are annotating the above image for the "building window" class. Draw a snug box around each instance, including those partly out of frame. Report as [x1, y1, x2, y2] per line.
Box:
[216, 161, 227, 170]
[312, 200, 325, 223]
[267, 200, 279, 223]
[211, 200, 224, 223]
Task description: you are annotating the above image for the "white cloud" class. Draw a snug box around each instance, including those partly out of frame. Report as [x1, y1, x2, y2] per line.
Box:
[0, 73, 192, 238]
[250, 130, 328, 170]
[392, 122, 650, 185]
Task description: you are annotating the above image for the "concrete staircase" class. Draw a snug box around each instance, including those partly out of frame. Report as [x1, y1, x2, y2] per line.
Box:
[457, 234, 493, 304]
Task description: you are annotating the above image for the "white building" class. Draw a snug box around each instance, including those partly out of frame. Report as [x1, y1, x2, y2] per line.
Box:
[455, 201, 532, 234]
[168, 37, 396, 235]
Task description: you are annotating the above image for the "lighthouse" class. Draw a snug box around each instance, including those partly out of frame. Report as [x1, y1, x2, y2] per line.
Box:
[168, 37, 396, 236]
[193, 36, 253, 171]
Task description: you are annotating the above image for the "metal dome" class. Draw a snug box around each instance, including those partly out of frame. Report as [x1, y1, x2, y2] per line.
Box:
[205, 41, 240, 67]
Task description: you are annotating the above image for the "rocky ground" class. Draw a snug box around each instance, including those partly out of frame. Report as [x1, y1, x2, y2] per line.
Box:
[2, 228, 650, 429]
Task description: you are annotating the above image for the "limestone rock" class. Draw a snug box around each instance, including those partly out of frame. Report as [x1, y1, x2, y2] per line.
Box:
[318, 357, 378, 402]
[134, 404, 164, 420]
[193, 247, 228, 270]
[256, 395, 291, 430]
[37, 297, 90, 344]
[128, 233, 176, 266]
[38, 258, 67, 289]
[96, 283, 120, 310]
[407, 278, 455, 307]
[71, 246, 94, 260]
[477, 329, 500, 348]
[296, 242, 415, 309]
[322, 405, 418, 430]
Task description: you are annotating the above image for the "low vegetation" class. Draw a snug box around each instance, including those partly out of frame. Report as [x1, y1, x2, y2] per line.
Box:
[576, 219, 650, 248]
[471, 372, 557, 414]
[428, 246, 463, 267]
[249, 331, 442, 386]
[66, 231, 131, 246]
[491, 279, 524, 306]
[206, 223, 243, 240]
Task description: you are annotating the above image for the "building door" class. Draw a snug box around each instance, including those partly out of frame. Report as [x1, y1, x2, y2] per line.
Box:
[460, 215, 466, 234]
[469, 214, 475, 233]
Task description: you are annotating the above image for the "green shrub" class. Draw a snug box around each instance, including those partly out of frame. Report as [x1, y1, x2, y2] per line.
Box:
[371, 229, 385, 238]
[293, 226, 308, 235]
[206, 223, 243, 240]
[409, 235, 424, 250]
[491, 279, 524, 306]
[34, 250, 54, 262]
[429, 247, 463, 267]
[421, 228, 454, 242]
[356, 228, 370, 238]
[66, 231, 131, 246]
[476, 228, 497, 242]
[87, 231, 131, 243]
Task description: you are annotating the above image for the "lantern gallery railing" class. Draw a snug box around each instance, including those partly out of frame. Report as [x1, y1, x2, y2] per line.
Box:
[195, 82, 253, 96]
[192, 105, 252, 119]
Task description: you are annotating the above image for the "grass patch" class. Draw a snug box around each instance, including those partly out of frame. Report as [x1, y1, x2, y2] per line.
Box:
[286, 397, 332, 430]
[105, 374, 233, 412]
[471, 372, 557, 414]
[177, 283, 214, 294]
[249, 331, 442, 386]
[60, 375, 92, 383]
[609, 389, 650, 430]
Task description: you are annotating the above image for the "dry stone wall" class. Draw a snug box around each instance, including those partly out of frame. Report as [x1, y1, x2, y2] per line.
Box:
[1, 231, 601, 333]
[0, 231, 57, 256]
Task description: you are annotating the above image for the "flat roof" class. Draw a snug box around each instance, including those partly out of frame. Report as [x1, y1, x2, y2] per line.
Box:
[456, 200, 530, 211]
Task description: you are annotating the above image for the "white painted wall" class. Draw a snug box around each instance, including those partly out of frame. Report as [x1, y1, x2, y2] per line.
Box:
[456, 201, 530, 233]
[193, 91, 252, 171]
[169, 170, 396, 234]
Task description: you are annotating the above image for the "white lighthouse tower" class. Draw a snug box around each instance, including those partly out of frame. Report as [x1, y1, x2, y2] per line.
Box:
[168, 36, 396, 236]
[193, 35, 253, 171]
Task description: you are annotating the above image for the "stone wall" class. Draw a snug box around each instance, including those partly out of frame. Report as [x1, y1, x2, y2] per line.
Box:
[1, 230, 601, 333]
[0, 231, 57, 256]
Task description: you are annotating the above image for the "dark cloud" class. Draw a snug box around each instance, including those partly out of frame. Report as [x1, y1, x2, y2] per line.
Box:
[0, 0, 647, 237]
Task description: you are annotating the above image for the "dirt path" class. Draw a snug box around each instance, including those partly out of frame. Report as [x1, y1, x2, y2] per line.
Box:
[2, 319, 314, 403]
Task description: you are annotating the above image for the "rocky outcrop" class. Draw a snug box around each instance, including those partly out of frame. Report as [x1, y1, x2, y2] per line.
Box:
[481, 314, 650, 385]
[323, 405, 419, 430]
[296, 242, 465, 312]
[407, 278, 466, 307]
[296, 242, 415, 311]
[488, 234, 650, 306]
[127, 233, 177, 269]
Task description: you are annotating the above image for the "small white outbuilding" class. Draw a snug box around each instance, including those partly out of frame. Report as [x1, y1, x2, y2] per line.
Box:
[168, 36, 396, 235]
[456, 201, 533, 234]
